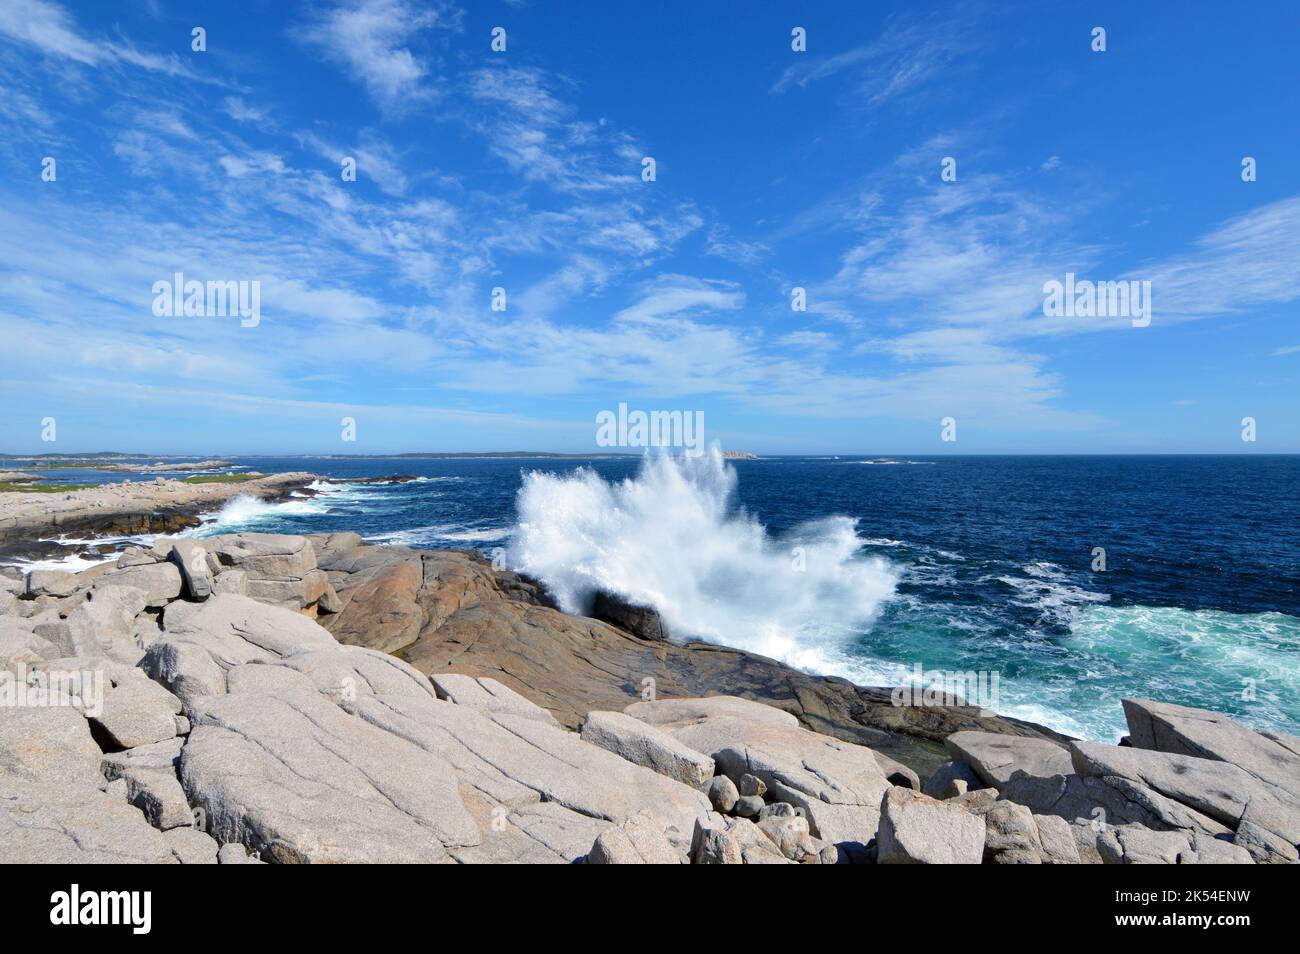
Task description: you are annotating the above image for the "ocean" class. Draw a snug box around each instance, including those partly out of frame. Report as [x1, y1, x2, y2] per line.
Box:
[19, 452, 1300, 743]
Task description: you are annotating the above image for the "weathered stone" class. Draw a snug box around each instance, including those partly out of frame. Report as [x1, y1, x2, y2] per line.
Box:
[170, 539, 213, 600]
[945, 731, 1074, 790]
[983, 801, 1043, 864]
[181, 688, 480, 863]
[876, 787, 986, 864]
[217, 843, 265, 864]
[626, 695, 890, 853]
[738, 773, 767, 797]
[432, 673, 559, 726]
[734, 795, 764, 818]
[923, 760, 984, 799]
[117, 547, 159, 568]
[101, 738, 191, 830]
[1072, 740, 1300, 844]
[707, 775, 739, 814]
[581, 710, 714, 787]
[0, 774, 176, 863]
[91, 671, 183, 749]
[587, 811, 684, 864]
[757, 810, 825, 862]
[1097, 825, 1189, 865]
[163, 826, 219, 864]
[0, 702, 101, 786]
[689, 815, 742, 864]
[25, 569, 77, 598]
[1033, 813, 1082, 864]
[212, 570, 247, 596]
[98, 562, 183, 607]
[1123, 698, 1300, 804]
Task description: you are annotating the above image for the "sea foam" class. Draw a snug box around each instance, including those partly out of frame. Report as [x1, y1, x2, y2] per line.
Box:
[507, 448, 898, 668]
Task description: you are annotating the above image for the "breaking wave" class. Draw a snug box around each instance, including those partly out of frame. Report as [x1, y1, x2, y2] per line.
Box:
[507, 449, 898, 669]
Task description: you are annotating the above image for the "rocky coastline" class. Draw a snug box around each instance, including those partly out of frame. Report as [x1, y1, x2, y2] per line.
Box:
[0, 477, 1296, 864]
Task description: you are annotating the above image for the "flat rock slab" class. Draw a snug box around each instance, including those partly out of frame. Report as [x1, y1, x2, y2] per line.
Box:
[0, 702, 102, 786]
[944, 731, 1074, 790]
[1071, 741, 1300, 845]
[181, 688, 480, 863]
[581, 710, 715, 787]
[0, 775, 176, 863]
[1123, 698, 1300, 803]
[431, 672, 559, 726]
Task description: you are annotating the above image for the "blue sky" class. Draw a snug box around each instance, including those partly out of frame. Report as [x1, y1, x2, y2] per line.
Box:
[1, 0, 1297, 455]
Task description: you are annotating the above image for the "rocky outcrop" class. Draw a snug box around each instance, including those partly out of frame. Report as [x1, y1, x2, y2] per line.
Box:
[0, 472, 315, 563]
[2, 531, 1293, 866]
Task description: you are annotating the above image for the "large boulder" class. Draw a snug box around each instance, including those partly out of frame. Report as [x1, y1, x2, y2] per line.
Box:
[1122, 698, 1300, 803]
[580, 710, 715, 787]
[944, 731, 1074, 790]
[1072, 741, 1300, 847]
[876, 787, 986, 864]
[170, 539, 214, 600]
[0, 701, 102, 786]
[587, 811, 684, 864]
[101, 738, 192, 830]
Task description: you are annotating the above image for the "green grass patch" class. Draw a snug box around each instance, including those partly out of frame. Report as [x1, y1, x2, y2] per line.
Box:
[0, 482, 94, 493]
[181, 474, 261, 484]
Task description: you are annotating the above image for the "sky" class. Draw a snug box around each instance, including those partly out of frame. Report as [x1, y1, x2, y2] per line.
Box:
[0, 0, 1297, 455]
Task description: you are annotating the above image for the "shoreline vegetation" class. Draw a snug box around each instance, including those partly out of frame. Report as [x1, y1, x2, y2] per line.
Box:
[0, 468, 1295, 865]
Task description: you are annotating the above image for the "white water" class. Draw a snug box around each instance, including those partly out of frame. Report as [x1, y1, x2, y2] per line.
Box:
[198, 493, 328, 532]
[508, 449, 898, 671]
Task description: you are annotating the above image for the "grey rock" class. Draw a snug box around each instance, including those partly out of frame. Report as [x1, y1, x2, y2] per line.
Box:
[734, 795, 764, 818]
[163, 826, 219, 864]
[98, 562, 183, 607]
[0, 774, 176, 863]
[876, 787, 986, 864]
[91, 671, 183, 749]
[212, 570, 248, 596]
[625, 695, 889, 854]
[944, 730, 1074, 790]
[217, 843, 265, 864]
[432, 672, 559, 726]
[25, 569, 77, 598]
[581, 710, 714, 787]
[689, 816, 742, 864]
[1033, 813, 1082, 864]
[0, 702, 101, 786]
[587, 812, 684, 864]
[101, 738, 191, 830]
[117, 547, 159, 568]
[923, 760, 984, 799]
[1123, 698, 1300, 804]
[181, 688, 480, 863]
[707, 775, 739, 813]
[1097, 826, 1189, 865]
[757, 811, 825, 862]
[170, 540, 214, 600]
[1072, 740, 1300, 844]
[983, 801, 1043, 864]
[737, 772, 767, 797]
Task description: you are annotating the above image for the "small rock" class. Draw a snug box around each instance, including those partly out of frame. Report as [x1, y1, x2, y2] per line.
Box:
[707, 775, 739, 814]
[738, 773, 767, 798]
[734, 795, 764, 818]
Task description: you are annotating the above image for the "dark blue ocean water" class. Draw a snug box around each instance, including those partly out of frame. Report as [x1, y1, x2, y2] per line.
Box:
[24, 454, 1300, 740]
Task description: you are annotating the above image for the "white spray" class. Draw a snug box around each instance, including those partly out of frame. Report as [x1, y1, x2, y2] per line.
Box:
[507, 449, 898, 672]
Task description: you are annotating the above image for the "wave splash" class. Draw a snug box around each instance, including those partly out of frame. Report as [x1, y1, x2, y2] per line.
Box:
[507, 450, 898, 669]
